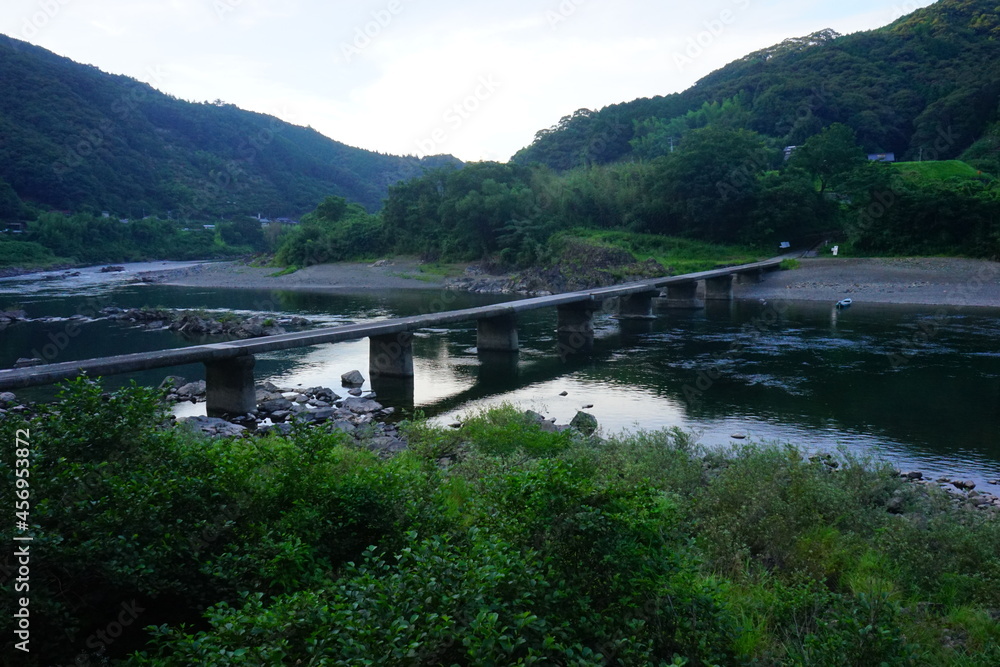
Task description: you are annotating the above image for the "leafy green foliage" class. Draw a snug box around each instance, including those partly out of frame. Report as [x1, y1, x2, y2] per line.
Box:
[515, 1, 1000, 170]
[0, 35, 458, 219]
[3, 381, 1000, 665]
[22, 210, 254, 264]
[0, 239, 59, 267]
[789, 123, 868, 193]
[273, 196, 388, 266]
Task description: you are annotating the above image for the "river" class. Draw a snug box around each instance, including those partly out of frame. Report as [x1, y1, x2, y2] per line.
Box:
[2, 262, 999, 486]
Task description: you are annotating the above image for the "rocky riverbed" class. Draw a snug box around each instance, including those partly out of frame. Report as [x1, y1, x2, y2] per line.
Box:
[100, 306, 312, 338]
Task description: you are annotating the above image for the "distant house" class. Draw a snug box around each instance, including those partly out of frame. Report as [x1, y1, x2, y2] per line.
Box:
[275, 217, 299, 225]
[1, 222, 25, 233]
[868, 153, 896, 162]
[203, 224, 216, 231]
[783, 146, 798, 160]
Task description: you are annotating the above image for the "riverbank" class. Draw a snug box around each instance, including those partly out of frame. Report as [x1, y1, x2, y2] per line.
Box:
[738, 257, 1000, 307]
[8, 381, 1000, 665]
[154, 258, 449, 291]
[147, 256, 1000, 308]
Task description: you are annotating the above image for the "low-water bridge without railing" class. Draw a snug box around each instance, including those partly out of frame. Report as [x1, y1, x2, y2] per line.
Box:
[0, 258, 781, 417]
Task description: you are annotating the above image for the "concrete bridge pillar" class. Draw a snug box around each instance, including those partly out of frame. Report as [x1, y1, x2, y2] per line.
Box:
[557, 301, 598, 356]
[477, 314, 519, 352]
[705, 274, 735, 301]
[205, 354, 257, 417]
[370, 332, 414, 378]
[616, 291, 659, 320]
[664, 282, 703, 309]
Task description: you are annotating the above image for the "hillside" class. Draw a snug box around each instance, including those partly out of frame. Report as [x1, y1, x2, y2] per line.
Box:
[0, 35, 459, 219]
[513, 0, 1000, 170]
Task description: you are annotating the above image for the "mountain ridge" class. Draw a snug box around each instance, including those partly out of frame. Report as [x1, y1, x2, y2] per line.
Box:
[0, 34, 460, 219]
[512, 0, 1000, 170]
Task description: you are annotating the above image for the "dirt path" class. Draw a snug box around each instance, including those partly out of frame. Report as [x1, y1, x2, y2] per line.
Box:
[736, 258, 1000, 308]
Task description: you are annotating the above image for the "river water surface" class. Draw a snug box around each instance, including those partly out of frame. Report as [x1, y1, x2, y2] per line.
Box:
[2, 262, 999, 486]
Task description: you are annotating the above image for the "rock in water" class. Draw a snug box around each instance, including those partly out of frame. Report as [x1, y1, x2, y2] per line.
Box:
[259, 398, 294, 413]
[570, 411, 598, 436]
[342, 397, 383, 414]
[341, 370, 365, 386]
[176, 381, 207, 398]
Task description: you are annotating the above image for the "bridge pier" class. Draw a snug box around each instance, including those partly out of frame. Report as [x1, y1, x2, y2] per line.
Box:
[205, 354, 257, 418]
[477, 314, 519, 352]
[616, 291, 659, 320]
[557, 302, 597, 356]
[370, 332, 414, 378]
[705, 275, 734, 301]
[664, 282, 703, 309]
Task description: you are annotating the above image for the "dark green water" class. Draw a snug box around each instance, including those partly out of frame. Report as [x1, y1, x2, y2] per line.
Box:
[2, 264, 999, 485]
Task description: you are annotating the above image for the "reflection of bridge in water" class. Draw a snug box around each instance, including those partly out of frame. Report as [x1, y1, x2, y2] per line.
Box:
[0, 259, 780, 417]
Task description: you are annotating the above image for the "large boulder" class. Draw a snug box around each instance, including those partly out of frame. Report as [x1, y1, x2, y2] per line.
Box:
[176, 381, 207, 398]
[342, 397, 383, 414]
[259, 398, 294, 413]
[570, 411, 599, 436]
[341, 370, 365, 387]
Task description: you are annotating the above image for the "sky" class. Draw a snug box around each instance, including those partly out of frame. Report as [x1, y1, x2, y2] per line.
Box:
[3, 0, 936, 163]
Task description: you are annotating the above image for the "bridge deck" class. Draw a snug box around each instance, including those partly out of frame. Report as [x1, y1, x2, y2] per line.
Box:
[0, 258, 781, 391]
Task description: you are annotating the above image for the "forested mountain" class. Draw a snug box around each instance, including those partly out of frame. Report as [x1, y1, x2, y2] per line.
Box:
[513, 0, 1000, 169]
[0, 35, 459, 218]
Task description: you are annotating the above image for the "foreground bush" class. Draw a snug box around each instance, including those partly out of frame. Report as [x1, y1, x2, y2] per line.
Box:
[2, 384, 999, 665]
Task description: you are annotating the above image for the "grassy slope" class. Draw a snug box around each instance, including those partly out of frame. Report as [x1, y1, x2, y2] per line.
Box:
[559, 229, 765, 274]
[889, 160, 989, 181]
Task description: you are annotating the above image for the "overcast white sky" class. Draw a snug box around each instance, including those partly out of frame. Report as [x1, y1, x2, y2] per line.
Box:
[3, 0, 934, 162]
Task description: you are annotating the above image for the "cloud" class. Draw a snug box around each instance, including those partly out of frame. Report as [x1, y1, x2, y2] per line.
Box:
[2, 0, 937, 161]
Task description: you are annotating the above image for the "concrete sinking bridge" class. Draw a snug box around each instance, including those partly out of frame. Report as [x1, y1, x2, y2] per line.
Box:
[0, 259, 781, 417]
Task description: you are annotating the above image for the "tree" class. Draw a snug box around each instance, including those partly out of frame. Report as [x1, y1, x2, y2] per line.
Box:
[0, 178, 25, 221]
[787, 123, 866, 193]
[653, 126, 777, 241]
[313, 195, 349, 223]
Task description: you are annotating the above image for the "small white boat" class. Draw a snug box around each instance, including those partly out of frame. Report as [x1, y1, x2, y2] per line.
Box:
[836, 298, 853, 308]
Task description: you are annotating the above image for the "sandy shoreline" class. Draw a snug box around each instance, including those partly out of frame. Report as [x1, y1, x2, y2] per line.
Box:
[156, 259, 448, 292]
[735, 257, 1000, 308]
[149, 257, 1000, 308]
